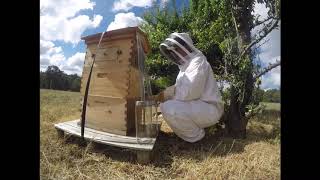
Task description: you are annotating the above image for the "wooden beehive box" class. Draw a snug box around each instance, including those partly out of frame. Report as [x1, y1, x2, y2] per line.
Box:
[80, 27, 150, 136]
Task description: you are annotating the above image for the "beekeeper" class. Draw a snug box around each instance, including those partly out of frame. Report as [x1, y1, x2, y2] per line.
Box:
[156, 32, 224, 143]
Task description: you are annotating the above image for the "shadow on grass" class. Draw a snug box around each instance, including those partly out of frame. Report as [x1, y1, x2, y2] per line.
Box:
[58, 109, 280, 167]
[152, 109, 280, 167]
[61, 135, 137, 163]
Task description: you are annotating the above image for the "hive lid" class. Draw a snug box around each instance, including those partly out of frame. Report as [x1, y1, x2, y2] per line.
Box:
[81, 27, 151, 54]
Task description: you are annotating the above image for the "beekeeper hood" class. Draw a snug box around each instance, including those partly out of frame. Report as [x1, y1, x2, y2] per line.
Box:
[159, 32, 200, 67]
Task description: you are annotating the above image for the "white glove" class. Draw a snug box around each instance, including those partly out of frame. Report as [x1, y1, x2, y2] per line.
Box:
[163, 85, 175, 100]
[152, 85, 175, 103]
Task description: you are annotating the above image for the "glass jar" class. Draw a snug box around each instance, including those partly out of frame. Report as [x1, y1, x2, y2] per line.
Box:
[135, 100, 160, 143]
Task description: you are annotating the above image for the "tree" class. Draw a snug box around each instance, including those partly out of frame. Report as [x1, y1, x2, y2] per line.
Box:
[253, 88, 265, 105]
[263, 89, 280, 102]
[70, 74, 81, 91]
[45, 65, 64, 89]
[40, 66, 81, 92]
[142, 0, 280, 138]
[225, 0, 280, 138]
[40, 72, 48, 89]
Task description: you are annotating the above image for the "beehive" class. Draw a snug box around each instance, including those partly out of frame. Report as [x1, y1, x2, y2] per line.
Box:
[80, 27, 150, 136]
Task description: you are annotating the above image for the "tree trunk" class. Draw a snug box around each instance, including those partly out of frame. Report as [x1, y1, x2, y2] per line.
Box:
[225, 0, 254, 139]
[225, 87, 247, 138]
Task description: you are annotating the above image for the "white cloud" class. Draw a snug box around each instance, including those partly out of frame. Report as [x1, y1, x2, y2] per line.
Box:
[258, 55, 280, 89]
[60, 52, 86, 75]
[40, 0, 95, 18]
[40, 40, 63, 55]
[112, 0, 154, 12]
[40, 40, 65, 68]
[252, 1, 280, 89]
[255, 28, 280, 90]
[253, 2, 268, 20]
[40, 0, 103, 44]
[107, 12, 145, 31]
[41, 14, 103, 44]
[92, 15, 103, 27]
[40, 0, 102, 73]
[160, 0, 169, 8]
[261, 65, 280, 90]
[66, 52, 85, 67]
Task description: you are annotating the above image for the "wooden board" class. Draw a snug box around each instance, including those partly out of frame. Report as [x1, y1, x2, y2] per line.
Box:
[91, 46, 120, 62]
[89, 68, 129, 97]
[127, 38, 141, 98]
[54, 119, 156, 151]
[81, 60, 131, 96]
[85, 95, 127, 135]
[127, 66, 141, 98]
[81, 27, 150, 54]
[80, 38, 133, 97]
[87, 39, 133, 63]
[85, 33, 134, 45]
[82, 62, 130, 73]
[125, 97, 140, 136]
[78, 30, 152, 137]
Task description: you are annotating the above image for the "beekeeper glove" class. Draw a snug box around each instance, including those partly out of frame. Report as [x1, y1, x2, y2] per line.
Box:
[153, 85, 175, 103]
[163, 85, 175, 100]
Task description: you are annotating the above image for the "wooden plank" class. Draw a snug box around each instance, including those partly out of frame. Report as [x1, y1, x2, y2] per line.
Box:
[83, 49, 131, 69]
[126, 97, 140, 136]
[136, 151, 153, 164]
[81, 27, 137, 41]
[81, 60, 130, 95]
[92, 46, 120, 62]
[82, 53, 131, 67]
[63, 121, 146, 142]
[85, 96, 127, 135]
[80, 38, 133, 96]
[85, 34, 134, 45]
[83, 67, 130, 82]
[81, 80, 129, 97]
[83, 61, 131, 72]
[81, 27, 150, 54]
[87, 38, 133, 50]
[89, 66, 129, 97]
[87, 39, 133, 62]
[81, 65, 130, 97]
[54, 120, 156, 150]
[88, 83, 128, 98]
[83, 62, 130, 72]
[127, 66, 141, 98]
[86, 107, 126, 124]
[85, 122, 126, 135]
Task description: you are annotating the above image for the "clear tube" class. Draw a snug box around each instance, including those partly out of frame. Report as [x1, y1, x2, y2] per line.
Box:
[135, 33, 161, 144]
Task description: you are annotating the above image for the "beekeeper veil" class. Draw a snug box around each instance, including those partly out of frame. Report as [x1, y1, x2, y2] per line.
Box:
[159, 32, 199, 66]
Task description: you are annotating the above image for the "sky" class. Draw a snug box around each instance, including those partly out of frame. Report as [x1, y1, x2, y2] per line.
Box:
[40, 0, 280, 90]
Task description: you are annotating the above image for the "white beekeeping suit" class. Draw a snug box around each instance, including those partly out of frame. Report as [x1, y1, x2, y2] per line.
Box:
[158, 32, 224, 143]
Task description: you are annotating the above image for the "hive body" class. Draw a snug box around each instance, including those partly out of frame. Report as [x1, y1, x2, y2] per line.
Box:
[80, 27, 150, 136]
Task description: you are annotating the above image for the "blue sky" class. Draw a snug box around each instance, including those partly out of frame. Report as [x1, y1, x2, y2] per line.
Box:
[40, 0, 280, 90]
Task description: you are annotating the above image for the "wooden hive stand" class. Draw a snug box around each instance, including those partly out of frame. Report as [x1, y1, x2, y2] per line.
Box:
[54, 119, 156, 164]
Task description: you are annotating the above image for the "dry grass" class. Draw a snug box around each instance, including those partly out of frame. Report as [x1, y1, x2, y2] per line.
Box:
[40, 89, 280, 180]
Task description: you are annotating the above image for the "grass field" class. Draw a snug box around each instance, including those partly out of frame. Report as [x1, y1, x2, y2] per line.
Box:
[40, 89, 280, 180]
[261, 102, 281, 111]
